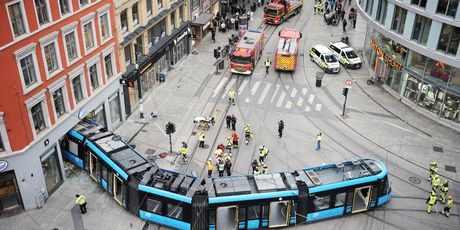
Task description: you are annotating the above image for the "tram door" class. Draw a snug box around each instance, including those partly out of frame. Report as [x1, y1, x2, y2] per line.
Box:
[352, 186, 372, 213]
[88, 152, 98, 181]
[268, 201, 291, 228]
[216, 206, 238, 230]
[113, 174, 124, 206]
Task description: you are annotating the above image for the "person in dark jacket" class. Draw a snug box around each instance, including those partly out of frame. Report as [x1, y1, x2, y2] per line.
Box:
[226, 115, 232, 129]
[278, 120, 284, 138]
[342, 19, 347, 32]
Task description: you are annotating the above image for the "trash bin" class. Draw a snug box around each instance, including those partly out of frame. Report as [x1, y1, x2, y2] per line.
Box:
[315, 72, 324, 88]
[157, 73, 166, 82]
[218, 59, 225, 70]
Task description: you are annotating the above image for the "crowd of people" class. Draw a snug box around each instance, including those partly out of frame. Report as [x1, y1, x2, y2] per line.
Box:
[427, 162, 454, 217]
[313, 0, 357, 33]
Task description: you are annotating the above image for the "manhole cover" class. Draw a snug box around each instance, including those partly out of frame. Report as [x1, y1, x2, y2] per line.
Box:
[409, 176, 421, 184]
[433, 146, 443, 153]
[145, 149, 156, 155]
[445, 165, 456, 173]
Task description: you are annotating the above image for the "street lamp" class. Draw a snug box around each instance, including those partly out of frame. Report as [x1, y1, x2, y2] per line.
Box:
[111, 134, 164, 176]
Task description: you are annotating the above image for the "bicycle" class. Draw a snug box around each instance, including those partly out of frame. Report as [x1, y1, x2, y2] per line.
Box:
[367, 75, 384, 85]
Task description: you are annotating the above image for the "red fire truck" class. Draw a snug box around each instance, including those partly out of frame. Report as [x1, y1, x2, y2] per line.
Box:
[264, 0, 303, 25]
[230, 30, 264, 75]
[274, 29, 302, 71]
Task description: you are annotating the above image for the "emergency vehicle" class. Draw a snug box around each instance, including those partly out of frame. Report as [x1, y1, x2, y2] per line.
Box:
[309, 44, 341, 74]
[329, 42, 362, 69]
[274, 29, 302, 71]
[230, 30, 264, 75]
[264, 0, 303, 25]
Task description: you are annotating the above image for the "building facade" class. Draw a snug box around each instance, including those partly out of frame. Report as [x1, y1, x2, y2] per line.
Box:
[0, 0, 123, 214]
[190, 0, 220, 44]
[115, 0, 191, 116]
[357, 0, 460, 130]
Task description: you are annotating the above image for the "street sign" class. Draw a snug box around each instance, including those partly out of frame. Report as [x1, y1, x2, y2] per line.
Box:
[345, 79, 353, 88]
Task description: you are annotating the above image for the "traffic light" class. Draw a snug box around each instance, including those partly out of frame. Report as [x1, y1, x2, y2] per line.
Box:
[166, 122, 176, 134]
[213, 49, 220, 59]
[342, 88, 349, 96]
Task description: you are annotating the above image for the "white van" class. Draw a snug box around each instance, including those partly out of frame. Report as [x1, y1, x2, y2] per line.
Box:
[329, 42, 362, 69]
[309, 44, 341, 74]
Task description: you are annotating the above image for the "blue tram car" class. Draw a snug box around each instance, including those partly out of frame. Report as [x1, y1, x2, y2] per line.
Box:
[62, 121, 391, 229]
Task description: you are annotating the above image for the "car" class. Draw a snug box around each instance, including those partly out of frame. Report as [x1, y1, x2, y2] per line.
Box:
[309, 44, 341, 74]
[329, 42, 362, 69]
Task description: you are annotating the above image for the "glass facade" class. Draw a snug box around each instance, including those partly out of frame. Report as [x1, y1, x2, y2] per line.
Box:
[0, 171, 23, 213]
[364, 27, 460, 124]
[41, 147, 63, 194]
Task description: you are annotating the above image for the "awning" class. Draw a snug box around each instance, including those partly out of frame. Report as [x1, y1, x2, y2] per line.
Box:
[191, 13, 214, 26]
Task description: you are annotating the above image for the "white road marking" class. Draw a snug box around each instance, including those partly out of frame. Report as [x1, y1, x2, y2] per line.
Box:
[221, 78, 236, 99]
[238, 80, 248, 95]
[390, 187, 403, 195]
[245, 98, 250, 103]
[212, 78, 227, 97]
[382, 121, 417, 135]
[251, 81, 261, 95]
[302, 88, 307, 95]
[276, 91, 286, 107]
[290, 88, 297, 97]
[285, 101, 292, 109]
[315, 104, 322, 111]
[257, 83, 272, 104]
[270, 84, 281, 103]
[296, 97, 304, 107]
[308, 94, 315, 104]
[305, 105, 311, 112]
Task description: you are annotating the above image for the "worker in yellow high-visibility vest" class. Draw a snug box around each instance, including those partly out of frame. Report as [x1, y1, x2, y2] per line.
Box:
[75, 194, 87, 214]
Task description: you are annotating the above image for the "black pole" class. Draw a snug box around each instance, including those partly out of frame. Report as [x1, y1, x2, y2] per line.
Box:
[342, 94, 348, 116]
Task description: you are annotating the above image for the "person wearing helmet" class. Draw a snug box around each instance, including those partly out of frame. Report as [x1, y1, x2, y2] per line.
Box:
[429, 162, 438, 181]
[432, 174, 441, 192]
[259, 146, 269, 162]
[232, 132, 239, 149]
[426, 191, 437, 213]
[251, 159, 259, 174]
[441, 196, 453, 217]
[440, 180, 449, 203]
[207, 158, 213, 177]
[262, 164, 268, 174]
[226, 137, 233, 153]
[244, 124, 252, 145]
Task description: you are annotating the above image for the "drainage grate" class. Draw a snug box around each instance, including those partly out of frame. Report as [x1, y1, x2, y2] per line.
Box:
[145, 149, 156, 155]
[445, 165, 456, 173]
[409, 176, 421, 184]
[433, 146, 443, 153]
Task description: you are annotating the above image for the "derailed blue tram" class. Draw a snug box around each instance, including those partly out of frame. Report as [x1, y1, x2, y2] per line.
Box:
[62, 120, 391, 229]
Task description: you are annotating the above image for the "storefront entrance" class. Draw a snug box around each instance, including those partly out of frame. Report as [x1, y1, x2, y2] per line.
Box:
[40, 147, 63, 195]
[0, 171, 23, 215]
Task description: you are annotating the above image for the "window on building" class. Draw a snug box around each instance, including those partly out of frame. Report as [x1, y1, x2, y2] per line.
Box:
[148, 28, 155, 46]
[171, 11, 176, 29]
[124, 45, 132, 65]
[104, 53, 114, 78]
[120, 10, 128, 33]
[178, 5, 183, 22]
[80, 0, 89, 7]
[0, 134, 4, 152]
[411, 15, 431, 45]
[365, 0, 374, 14]
[20, 54, 38, 88]
[146, 0, 153, 16]
[59, 0, 71, 15]
[35, 0, 50, 25]
[44, 42, 59, 74]
[135, 37, 143, 58]
[89, 64, 99, 90]
[411, 0, 427, 8]
[437, 24, 460, 55]
[437, 0, 459, 17]
[391, 6, 407, 34]
[31, 102, 46, 134]
[83, 21, 95, 51]
[8, 2, 27, 37]
[109, 94, 121, 126]
[65, 31, 79, 62]
[158, 0, 163, 9]
[99, 13, 111, 40]
[376, 0, 388, 24]
[72, 75, 84, 104]
[132, 3, 139, 25]
[52, 88, 66, 118]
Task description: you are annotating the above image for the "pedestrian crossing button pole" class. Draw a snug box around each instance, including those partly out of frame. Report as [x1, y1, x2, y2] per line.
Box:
[166, 122, 176, 157]
[342, 80, 353, 116]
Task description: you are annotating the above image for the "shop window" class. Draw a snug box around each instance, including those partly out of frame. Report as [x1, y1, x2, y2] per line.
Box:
[167, 203, 183, 219]
[437, 0, 459, 17]
[109, 94, 121, 127]
[391, 6, 407, 34]
[442, 92, 460, 123]
[406, 50, 427, 76]
[411, 0, 427, 8]
[403, 75, 421, 102]
[93, 104, 107, 127]
[313, 195, 330, 211]
[411, 15, 431, 45]
[147, 198, 162, 214]
[0, 171, 23, 211]
[41, 147, 63, 194]
[335, 193, 346, 207]
[437, 24, 460, 56]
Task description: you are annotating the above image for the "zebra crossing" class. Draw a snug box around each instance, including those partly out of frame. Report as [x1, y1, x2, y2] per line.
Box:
[211, 78, 323, 112]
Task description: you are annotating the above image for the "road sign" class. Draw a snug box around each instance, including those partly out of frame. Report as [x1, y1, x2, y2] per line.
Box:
[345, 79, 353, 88]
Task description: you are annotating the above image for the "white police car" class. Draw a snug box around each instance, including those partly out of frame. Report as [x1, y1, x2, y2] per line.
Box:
[309, 44, 341, 74]
[329, 42, 362, 69]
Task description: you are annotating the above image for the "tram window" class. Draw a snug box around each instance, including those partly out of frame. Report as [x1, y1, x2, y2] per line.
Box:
[313, 195, 330, 211]
[262, 205, 269, 219]
[146, 198, 162, 214]
[89, 152, 98, 179]
[101, 164, 108, 181]
[238, 207, 246, 221]
[68, 139, 79, 155]
[346, 191, 354, 206]
[335, 193, 346, 207]
[247, 206, 260, 219]
[209, 209, 216, 225]
[290, 202, 297, 217]
[167, 204, 183, 220]
[371, 185, 379, 200]
[383, 179, 390, 194]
